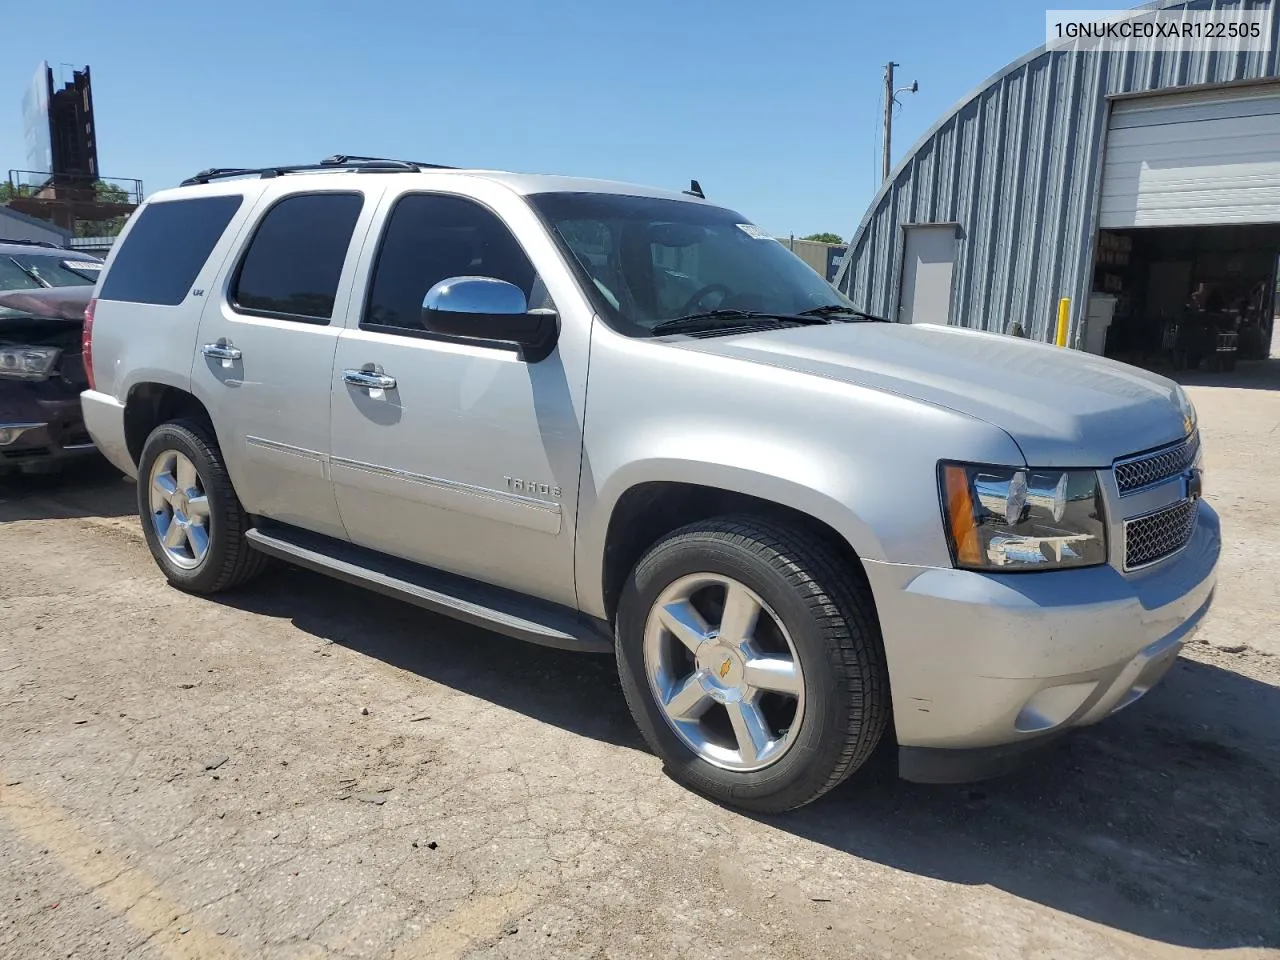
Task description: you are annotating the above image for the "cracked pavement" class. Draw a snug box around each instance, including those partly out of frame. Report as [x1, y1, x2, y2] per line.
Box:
[1, 369, 1278, 959]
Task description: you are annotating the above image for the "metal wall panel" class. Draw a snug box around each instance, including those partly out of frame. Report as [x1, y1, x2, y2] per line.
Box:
[835, 0, 1280, 344]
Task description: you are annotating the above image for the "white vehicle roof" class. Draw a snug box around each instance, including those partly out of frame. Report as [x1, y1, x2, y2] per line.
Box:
[148, 167, 713, 207]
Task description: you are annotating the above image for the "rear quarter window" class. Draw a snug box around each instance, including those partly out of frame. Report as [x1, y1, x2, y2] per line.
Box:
[98, 195, 243, 305]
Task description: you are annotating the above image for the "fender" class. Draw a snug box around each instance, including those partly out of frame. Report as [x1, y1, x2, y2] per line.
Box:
[575, 452, 886, 620]
[572, 325, 1026, 620]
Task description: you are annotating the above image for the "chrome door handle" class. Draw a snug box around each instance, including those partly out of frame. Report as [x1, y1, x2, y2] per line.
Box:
[343, 369, 397, 390]
[202, 342, 242, 361]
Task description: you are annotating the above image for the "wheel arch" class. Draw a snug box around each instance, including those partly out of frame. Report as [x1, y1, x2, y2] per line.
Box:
[586, 468, 883, 623]
[123, 382, 214, 468]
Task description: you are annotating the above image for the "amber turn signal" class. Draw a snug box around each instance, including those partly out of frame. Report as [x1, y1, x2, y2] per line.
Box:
[943, 465, 983, 567]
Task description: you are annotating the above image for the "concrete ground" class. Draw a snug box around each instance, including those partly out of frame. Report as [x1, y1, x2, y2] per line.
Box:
[1, 359, 1278, 960]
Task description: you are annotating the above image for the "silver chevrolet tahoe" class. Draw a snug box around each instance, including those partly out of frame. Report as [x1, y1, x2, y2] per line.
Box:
[81, 156, 1218, 812]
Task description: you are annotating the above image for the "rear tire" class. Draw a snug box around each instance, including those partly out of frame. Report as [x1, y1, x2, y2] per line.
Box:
[615, 516, 890, 813]
[137, 418, 268, 594]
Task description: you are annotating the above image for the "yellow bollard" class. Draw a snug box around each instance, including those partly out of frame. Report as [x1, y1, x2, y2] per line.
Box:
[1055, 298, 1070, 347]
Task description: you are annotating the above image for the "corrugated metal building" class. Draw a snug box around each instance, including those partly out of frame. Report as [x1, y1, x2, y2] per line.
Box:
[0, 205, 72, 246]
[834, 0, 1280, 361]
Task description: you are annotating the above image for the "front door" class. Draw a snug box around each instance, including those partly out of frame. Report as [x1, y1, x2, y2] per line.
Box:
[191, 187, 379, 540]
[329, 187, 589, 607]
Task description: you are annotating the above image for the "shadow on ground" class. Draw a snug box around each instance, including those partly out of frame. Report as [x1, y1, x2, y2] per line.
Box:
[220, 563, 1280, 952]
[1142, 354, 1280, 392]
[787, 656, 1280, 952]
[216, 564, 641, 750]
[0, 457, 134, 522]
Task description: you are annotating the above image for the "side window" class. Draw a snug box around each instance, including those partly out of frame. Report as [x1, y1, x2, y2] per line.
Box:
[98, 195, 243, 305]
[232, 193, 363, 324]
[364, 194, 541, 332]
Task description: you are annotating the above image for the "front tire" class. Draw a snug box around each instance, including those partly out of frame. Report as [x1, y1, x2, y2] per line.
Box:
[615, 517, 890, 813]
[137, 418, 267, 594]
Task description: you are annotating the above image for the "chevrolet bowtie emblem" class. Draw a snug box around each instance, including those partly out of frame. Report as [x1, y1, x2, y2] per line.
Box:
[1186, 467, 1203, 501]
[719, 658, 732, 680]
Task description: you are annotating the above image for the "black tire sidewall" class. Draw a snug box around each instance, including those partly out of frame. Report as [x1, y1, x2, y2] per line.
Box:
[137, 421, 236, 593]
[616, 525, 872, 811]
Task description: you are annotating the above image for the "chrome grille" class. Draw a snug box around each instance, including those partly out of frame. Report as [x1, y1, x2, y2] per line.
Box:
[1124, 499, 1198, 569]
[1113, 432, 1199, 495]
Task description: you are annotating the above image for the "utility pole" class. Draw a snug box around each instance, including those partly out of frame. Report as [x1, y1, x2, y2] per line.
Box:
[882, 62, 919, 183]
[882, 62, 897, 184]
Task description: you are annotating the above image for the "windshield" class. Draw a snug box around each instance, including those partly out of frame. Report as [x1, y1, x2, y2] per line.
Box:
[529, 192, 854, 337]
[0, 253, 99, 319]
[9, 253, 102, 287]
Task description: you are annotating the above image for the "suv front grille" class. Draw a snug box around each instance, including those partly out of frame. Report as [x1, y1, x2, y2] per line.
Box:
[1124, 498, 1198, 569]
[1114, 432, 1198, 495]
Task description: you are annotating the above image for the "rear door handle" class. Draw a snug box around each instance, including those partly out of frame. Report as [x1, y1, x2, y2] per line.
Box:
[202, 342, 242, 362]
[343, 369, 397, 391]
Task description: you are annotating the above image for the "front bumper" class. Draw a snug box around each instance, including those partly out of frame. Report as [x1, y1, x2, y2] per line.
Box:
[863, 501, 1219, 781]
[0, 385, 96, 473]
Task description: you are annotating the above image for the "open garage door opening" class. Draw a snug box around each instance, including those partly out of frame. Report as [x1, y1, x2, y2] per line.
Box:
[1087, 224, 1278, 370]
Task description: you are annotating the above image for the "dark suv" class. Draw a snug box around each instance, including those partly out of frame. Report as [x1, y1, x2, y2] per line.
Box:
[0, 241, 103, 473]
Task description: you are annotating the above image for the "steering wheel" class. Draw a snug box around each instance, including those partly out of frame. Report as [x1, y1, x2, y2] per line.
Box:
[679, 284, 734, 316]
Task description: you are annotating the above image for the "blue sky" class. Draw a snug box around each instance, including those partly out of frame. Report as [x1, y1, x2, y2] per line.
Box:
[4, 0, 1099, 239]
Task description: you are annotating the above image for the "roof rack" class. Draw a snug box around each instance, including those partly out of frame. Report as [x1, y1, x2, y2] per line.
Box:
[180, 155, 455, 187]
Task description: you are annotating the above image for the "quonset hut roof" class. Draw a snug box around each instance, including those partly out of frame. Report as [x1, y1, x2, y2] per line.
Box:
[834, 0, 1280, 340]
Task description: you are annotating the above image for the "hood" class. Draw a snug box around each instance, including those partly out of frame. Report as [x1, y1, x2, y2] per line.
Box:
[0, 286, 93, 322]
[673, 322, 1189, 466]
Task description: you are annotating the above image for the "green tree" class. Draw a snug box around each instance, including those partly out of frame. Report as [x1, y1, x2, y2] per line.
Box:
[93, 180, 131, 204]
[1, 179, 133, 237]
[76, 181, 134, 237]
[801, 232, 843, 244]
[0, 182, 35, 203]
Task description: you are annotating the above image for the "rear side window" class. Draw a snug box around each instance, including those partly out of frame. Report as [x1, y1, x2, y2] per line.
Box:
[99, 195, 243, 305]
[231, 193, 363, 324]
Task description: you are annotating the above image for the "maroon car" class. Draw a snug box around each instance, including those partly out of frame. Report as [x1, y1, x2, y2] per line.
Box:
[0, 244, 103, 473]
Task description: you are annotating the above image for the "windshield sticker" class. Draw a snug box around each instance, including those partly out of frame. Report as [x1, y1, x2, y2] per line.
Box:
[735, 223, 773, 240]
[61, 261, 102, 271]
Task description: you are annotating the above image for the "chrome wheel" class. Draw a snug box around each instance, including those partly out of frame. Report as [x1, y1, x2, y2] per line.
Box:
[148, 450, 211, 570]
[643, 573, 805, 772]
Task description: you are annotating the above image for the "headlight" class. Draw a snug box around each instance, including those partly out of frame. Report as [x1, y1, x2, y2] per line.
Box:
[939, 463, 1107, 571]
[0, 345, 60, 381]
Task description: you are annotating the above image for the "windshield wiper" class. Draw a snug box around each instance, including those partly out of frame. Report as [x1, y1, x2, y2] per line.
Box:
[5, 257, 48, 289]
[651, 309, 830, 337]
[797, 304, 891, 322]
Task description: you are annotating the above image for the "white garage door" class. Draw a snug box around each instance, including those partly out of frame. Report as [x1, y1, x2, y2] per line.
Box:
[1099, 84, 1280, 229]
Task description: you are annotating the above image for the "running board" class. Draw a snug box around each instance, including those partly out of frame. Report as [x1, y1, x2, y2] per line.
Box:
[244, 524, 613, 654]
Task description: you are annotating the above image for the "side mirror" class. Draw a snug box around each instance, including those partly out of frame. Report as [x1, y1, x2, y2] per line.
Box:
[422, 277, 558, 362]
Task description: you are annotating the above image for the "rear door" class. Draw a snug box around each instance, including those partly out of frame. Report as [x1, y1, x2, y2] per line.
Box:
[190, 184, 382, 539]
